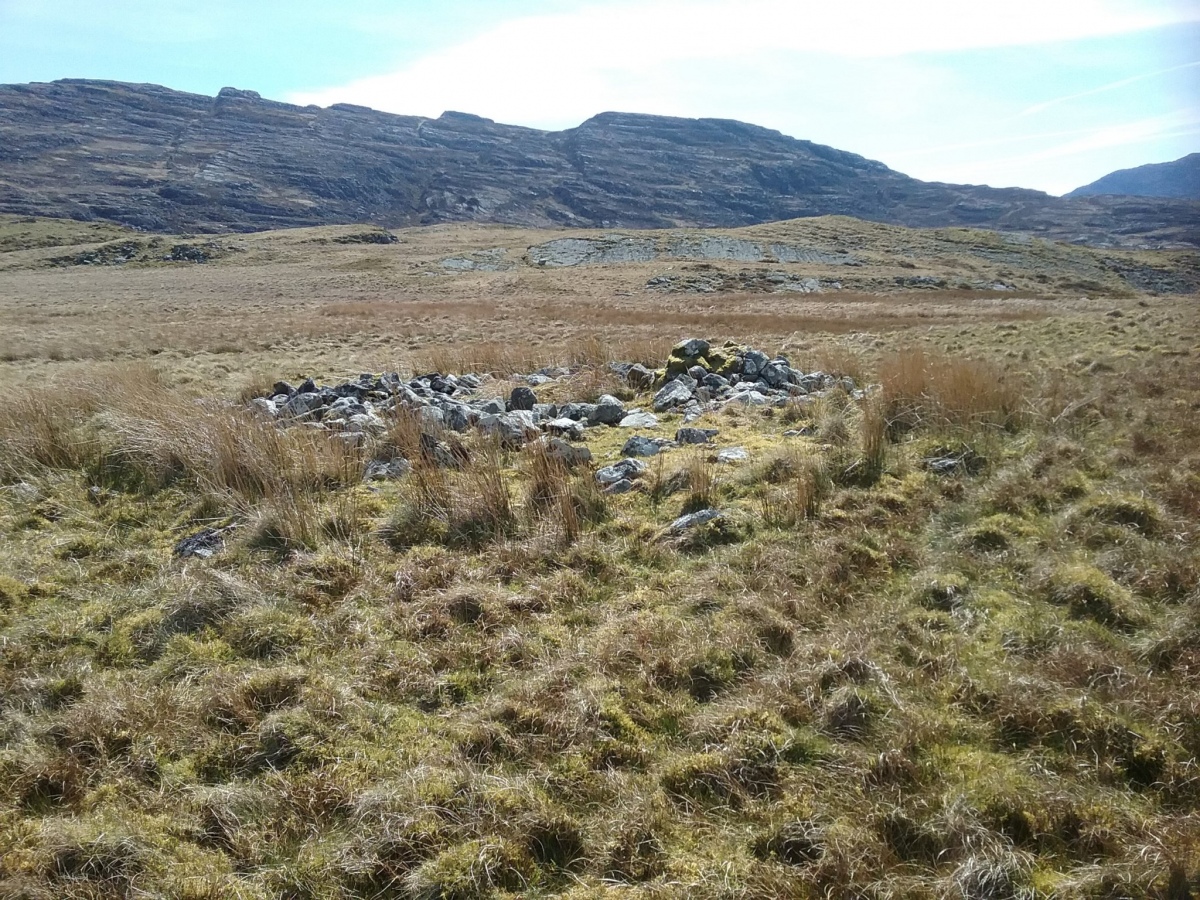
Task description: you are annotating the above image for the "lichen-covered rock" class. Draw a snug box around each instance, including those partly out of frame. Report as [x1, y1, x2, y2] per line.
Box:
[596, 458, 648, 486]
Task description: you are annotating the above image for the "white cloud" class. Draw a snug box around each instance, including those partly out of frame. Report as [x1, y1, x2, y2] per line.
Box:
[286, 0, 1200, 192]
[289, 0, 1198, 116]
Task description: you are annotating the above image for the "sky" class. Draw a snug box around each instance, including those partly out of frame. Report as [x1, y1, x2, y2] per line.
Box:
[1, 0, 1198, 195]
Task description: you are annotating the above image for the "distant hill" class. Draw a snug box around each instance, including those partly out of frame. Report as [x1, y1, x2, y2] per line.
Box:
[1067, 153, 1200, 201]
[0, 79, 1197, 247]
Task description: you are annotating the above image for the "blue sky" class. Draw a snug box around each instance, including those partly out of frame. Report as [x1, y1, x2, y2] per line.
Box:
[2, 0, 1197, 194]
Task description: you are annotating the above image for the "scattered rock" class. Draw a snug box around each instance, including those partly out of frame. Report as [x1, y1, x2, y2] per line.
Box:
[717, 446, 750, 463]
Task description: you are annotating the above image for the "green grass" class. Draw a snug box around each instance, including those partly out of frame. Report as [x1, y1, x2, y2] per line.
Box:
[1, 324, 1198, 898]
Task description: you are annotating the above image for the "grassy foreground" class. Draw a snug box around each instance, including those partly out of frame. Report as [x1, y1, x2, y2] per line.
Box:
[1, 296, 1198, 899]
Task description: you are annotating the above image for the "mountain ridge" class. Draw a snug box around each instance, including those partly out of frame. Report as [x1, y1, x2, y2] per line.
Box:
[1, 78, 1197, 247]
[1066, 152, 1200, 201]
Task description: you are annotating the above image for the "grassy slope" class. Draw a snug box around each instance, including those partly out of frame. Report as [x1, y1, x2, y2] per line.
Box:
[0, 219, 1197, 899]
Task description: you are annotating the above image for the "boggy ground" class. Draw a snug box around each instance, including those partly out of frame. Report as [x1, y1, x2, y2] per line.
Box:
[0, 215, 1198, 899]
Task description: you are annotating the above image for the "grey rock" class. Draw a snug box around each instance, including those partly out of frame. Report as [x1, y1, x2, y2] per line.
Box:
[784, 426, 817, 437]
[272, 381, 295, 397]
[702, 373, 729, 390]
[508, 385, 537, 411]
[442, 402, 475, 432]
[543, 417, 585, 440]
[761, 361, 792, 389]
[717, 446, 750, 463]
[477, 397, 506, 415]
[174, 527, 228, 559]
[596, 458, 648, 485]
[668, 508, 723, 534]
[676, 427, 718, 444]
[525, 374, 553, 386]
[675, 338, 710, 358]
[6, 481, 41, 502]
[364, 458, 413, 481]
[687, 365, 708, 381]
[533, 403, 559, 420]
[741, 350, 770, 378]
[604, 478, 636, 495]
[590, 394, 627, 425]
[478, 410, 539, 447]
[419, 406, 446, 430]
[250, 397, 278, 417]
[544, 437, 593, 467]
[728, 390, 769, 406]
[653, 378, 697, 412]
[282, 391, 325, 419]
[622, 435, 675, 457]
[624, 363, 656, 389]
[618, 411, 659, 428]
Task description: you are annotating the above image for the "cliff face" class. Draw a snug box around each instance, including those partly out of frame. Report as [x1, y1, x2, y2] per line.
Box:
[1066, 153, 1200, 201]
[1, 79, 1197, 246]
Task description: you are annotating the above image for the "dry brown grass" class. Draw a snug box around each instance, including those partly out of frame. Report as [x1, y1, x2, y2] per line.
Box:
[878, 346, 1026, 431]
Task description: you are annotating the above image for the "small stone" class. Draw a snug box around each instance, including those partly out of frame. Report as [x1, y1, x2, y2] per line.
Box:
[668, 508, 722, 534]
[596, 458, 648, 485]
[717, 446, 750, 463]
[676, 427, 718, 444]
[604, 478, 636, 495]
[174, 527, 227, 559]
[622, 435, 675, 457]
[687, 365, 708, 381]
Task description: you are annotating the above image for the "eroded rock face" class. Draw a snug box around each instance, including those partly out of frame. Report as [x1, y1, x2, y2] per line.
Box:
[1, 79, 1196, 246]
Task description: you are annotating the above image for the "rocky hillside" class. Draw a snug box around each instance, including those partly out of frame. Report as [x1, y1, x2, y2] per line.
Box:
[1067, 152, 1200, 201]
[1, 79, 1198, 247]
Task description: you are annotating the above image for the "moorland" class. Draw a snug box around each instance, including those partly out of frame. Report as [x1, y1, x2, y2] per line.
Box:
[0, 212, 1197, 899]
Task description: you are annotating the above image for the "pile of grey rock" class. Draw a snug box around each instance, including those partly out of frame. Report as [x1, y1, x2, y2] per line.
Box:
[611, 338, 860, 416]
[248, 338, 866, 484]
